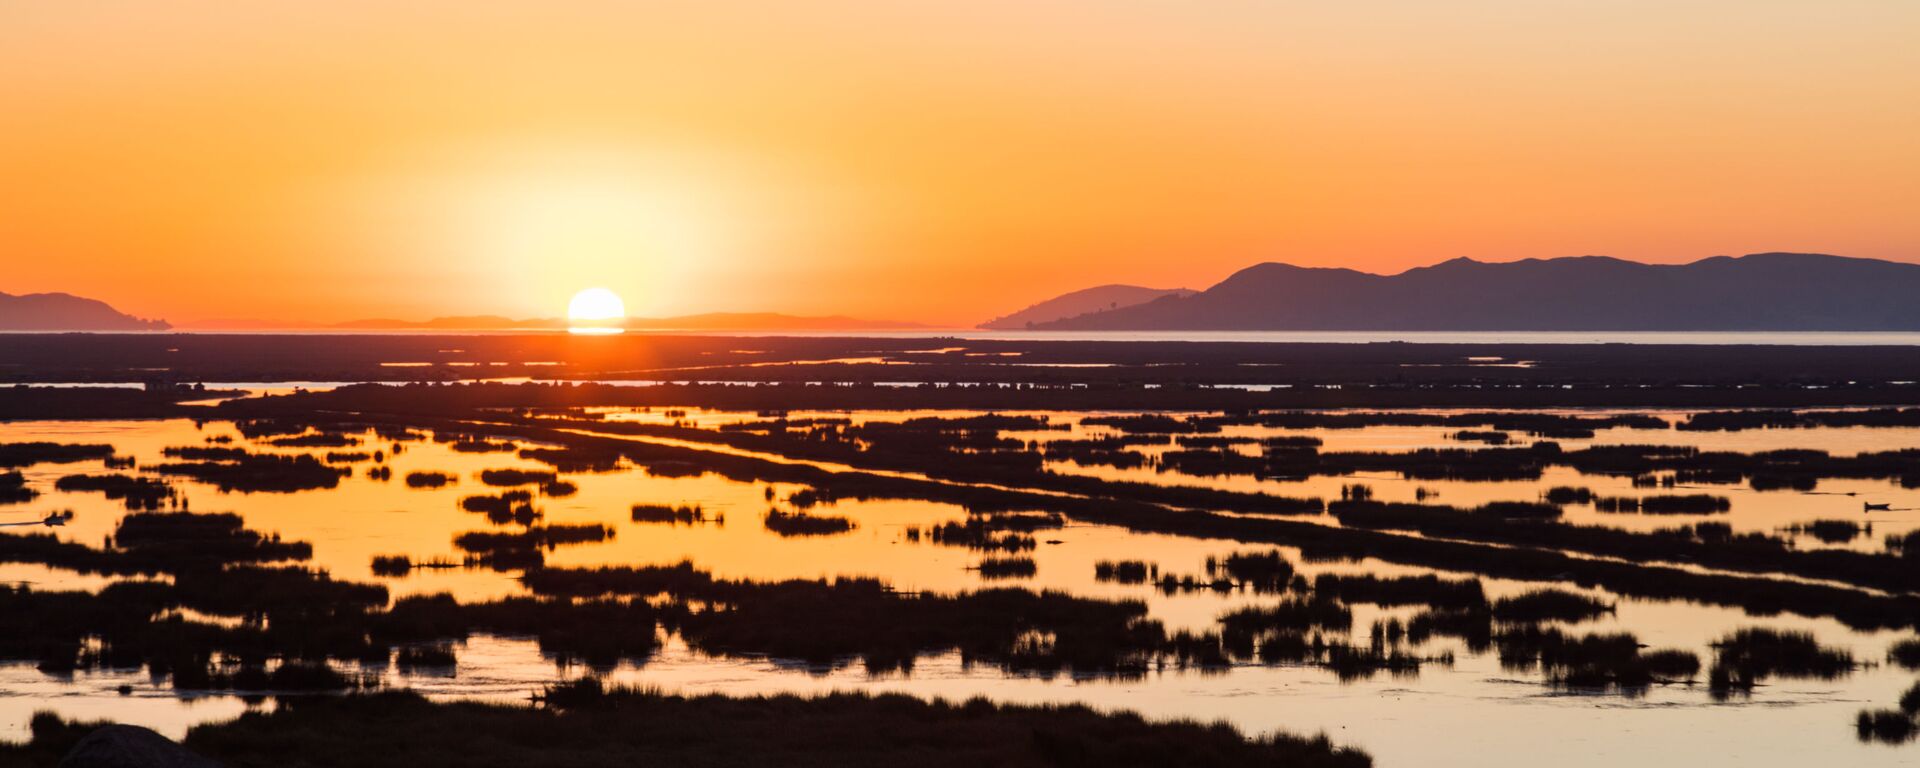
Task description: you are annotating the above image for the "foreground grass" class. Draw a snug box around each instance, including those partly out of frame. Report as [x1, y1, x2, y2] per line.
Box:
[4, 682, 1369, 768]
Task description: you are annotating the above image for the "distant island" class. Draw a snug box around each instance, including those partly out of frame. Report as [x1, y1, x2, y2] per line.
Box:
[0, 291, 169, 331]
[1008, 253, 1920, 331]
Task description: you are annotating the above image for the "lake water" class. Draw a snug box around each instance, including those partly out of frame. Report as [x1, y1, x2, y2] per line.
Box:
[4, 406, 1919, 766]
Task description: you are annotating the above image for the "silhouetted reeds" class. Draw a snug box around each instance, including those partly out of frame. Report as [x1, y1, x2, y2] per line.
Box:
[404, 471, 456, 489]
[975, 557, 1037, 579]
[1856, 709, 1919, 744]
[461, 490, 540, 524]
[1709, 627, 1854, 697]
[52, 474, 173, 510]
[1489, 589, 1613, 623]
[1782, 519, 1866, 544]
[1093, 560, 1155, 584]
[0, 471, 35, 504]
[479, 469, 559, 487]
[1889, 638, 1920, 670]
[631, 504, 708, 525]
[0, 442, 115, 468]
[763, 508, 854, 537]
[152, 453, 346, 493]
[1312, 574, 1483, 610]
[263, 431, 362, 448]
[1594, 494, 1730, 514]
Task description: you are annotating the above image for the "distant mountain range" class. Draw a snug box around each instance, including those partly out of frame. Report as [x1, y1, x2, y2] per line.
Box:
[979, 284, 1195, 330]
[0, 291, 168, 331]
[1016, 253, 1920, 331]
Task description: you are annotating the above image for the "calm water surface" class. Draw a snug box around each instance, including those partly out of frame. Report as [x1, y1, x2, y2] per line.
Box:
[2, 410, 1917, 766]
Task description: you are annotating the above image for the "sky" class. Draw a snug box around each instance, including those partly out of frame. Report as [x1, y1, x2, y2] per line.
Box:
[2, 1, 1916, 327]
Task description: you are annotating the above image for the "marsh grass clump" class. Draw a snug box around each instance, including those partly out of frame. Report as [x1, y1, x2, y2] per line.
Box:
[152, 452, 346, 493]
[371, 555, 413, 577]
[404, 471, 457, 489]
[449, 438, 515, 453]
[1490, 589, 1614, 623]
[1901, 681, 1920, 715]
[1857, 709, 1919, 744]
[1094, 560, 1155, 584]
[53, 474, 173, 510]
[462, 489, 534, 508]
[1209, 550, 1298, 592]
[265, 432, 361, 448]
[1472, 501, 1562, 520]
[162, 446, 247, 461]
[1220, 597, 1352, 635]
[453, 524, 614, 554]
[1710, 628, 1854, 696]
[969, 511, 1066, 532]
[518, 446, 625, 473]
[763, 508, 855, 537]
[1450, 430, 1510, 445]
[925, 515, 1050, 551]
[111, 512, 313, 567]
[1595, 495, 1731, 515]
[1543, 486, 1594, 505]
[0, 442, 115, 468]
[0, 471, 36, 504]
[479, 469, 560, 487]
[540, 480, 578, 498]
[1081, 414, 1219, 434]
[1313, 574, 1484, 610]
[1494, 627, 1692, 692]
[1889, 638, 1920, 670]
[1783, 519, 1867, 544]
[631, 504, 708, 525]
[975, 557, 1037, 579]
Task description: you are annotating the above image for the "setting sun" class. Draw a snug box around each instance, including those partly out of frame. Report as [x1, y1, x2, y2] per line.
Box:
[566, 287, 626, 333]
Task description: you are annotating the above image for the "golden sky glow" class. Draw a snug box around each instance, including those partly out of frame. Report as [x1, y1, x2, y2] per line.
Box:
[2, 1, 1917, 326]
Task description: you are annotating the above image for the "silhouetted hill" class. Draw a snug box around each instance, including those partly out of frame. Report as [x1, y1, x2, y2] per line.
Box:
[1034, 253, 1920, 331]
[980, 285, 1195, 329]
[0, 291, 168, 331]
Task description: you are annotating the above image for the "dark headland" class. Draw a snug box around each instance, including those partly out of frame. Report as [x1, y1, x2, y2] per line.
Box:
[0, 291, 167, 331]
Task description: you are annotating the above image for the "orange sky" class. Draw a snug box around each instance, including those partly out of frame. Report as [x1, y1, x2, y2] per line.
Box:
[2, 1, 1916, 327]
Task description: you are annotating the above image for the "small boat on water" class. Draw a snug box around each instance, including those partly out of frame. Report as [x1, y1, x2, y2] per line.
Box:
[41, 510, 74, 526]
[1865, 502, 1892, 512]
